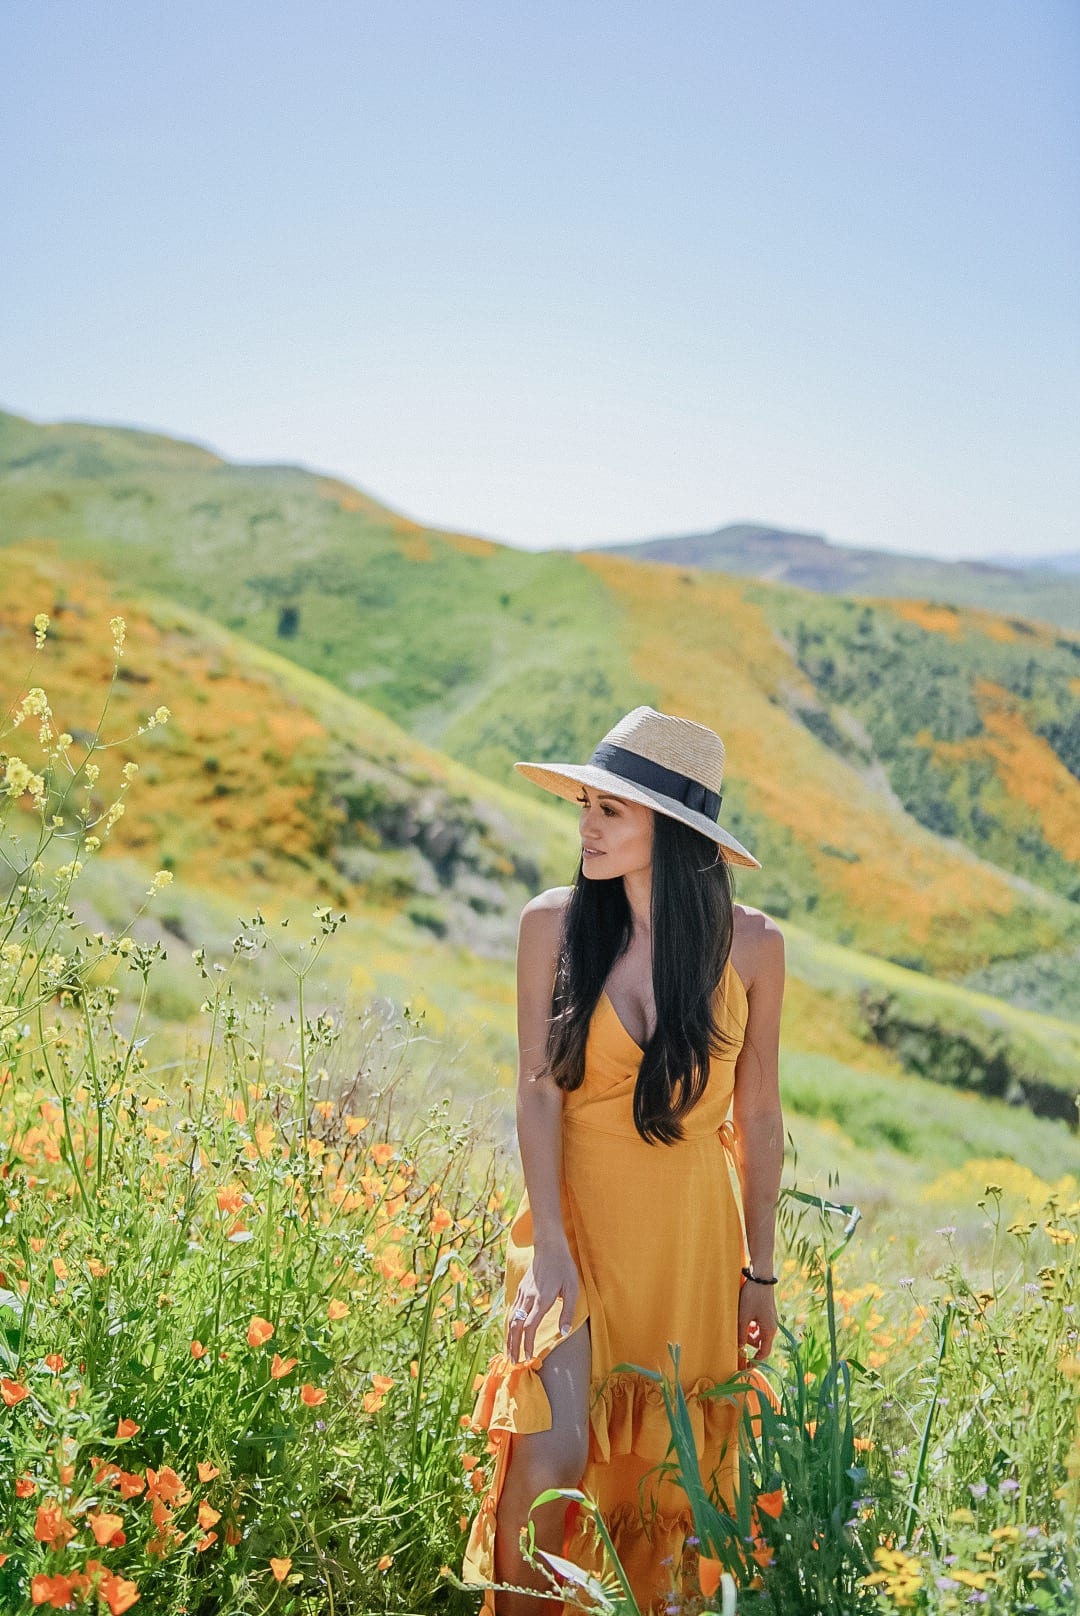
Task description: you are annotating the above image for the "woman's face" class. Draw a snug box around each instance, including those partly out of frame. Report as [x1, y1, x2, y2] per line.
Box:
[576, 784, 654, 881]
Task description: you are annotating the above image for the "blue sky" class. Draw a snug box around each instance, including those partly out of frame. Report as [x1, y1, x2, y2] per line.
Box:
[2, 0, 1077, 558]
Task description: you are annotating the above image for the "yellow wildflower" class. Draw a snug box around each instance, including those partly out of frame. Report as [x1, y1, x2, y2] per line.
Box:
[950, 1568, 993, 1590]
[33, 613, 49, 648]
[12, 687, 50, 727]
[3, 757, 45, 801]
[109, 616, 126, 657]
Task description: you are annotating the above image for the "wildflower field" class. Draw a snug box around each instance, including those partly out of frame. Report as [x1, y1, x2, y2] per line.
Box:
[0, 613, 1077, 1614]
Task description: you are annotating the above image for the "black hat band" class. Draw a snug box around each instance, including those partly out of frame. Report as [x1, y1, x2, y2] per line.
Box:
[587, 741, 722, 822]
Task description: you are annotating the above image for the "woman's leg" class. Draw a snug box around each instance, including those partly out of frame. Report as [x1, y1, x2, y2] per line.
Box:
[493, 1320, 592, 1616]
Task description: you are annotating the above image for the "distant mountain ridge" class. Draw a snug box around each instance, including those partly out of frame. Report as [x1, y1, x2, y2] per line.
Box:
[594, 522, 1080, 632]
[987, 549, 1080, 574]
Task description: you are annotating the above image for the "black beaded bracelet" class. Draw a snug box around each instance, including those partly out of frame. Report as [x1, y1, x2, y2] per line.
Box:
[741, 1264, 779, 1286]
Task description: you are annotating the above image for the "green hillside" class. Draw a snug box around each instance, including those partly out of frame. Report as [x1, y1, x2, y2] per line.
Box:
[748, 584, 1080, 903]
[2, 408, 1079, 991]
[0, 546, 578, 927]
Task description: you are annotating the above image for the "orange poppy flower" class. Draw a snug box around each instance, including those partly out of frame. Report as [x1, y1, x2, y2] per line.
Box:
[698, 1556, 724, 1599]
[757, 1486, 785, 1518]
[145, 1466, 189, 1505]
[31, 1572, 76, 1606]
[246, 1316, 274, 1349]
[270, 1557, 292, 1582]
[98, 1571, 140, 1613]
[34, 1500, 76, 1550]
[89, 1511, 125, 1546]
[270, 1353, 298, 1380]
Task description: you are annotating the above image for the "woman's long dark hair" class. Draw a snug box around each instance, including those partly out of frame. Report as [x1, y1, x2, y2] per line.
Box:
[544, 810, 739, 1144]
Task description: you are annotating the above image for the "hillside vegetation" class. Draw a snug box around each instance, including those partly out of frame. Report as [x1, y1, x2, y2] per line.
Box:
[2, 547, 1077, 1195]
[2, 411, 1079, 988]
[750, 584, 1080, 901]
[0, 548, 569, 942]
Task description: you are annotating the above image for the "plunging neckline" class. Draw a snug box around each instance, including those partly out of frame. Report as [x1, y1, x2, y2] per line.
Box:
[600, 958, 748, 1054]
[600, 988, 648, 1053]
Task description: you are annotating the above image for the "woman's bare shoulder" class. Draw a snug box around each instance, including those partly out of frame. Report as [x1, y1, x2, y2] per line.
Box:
[518, 885, 573, 948]
[731, 902, 786, 995]
[521, 885, 575, 916]
[733, 900, 784, 940]
[517, 889, 573, 1009]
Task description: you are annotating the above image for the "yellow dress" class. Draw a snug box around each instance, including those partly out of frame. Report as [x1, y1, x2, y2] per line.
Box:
[462, 956, 754, 1614]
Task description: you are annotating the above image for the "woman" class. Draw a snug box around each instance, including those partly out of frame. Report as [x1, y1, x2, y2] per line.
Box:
[462, 706, 785, 1615]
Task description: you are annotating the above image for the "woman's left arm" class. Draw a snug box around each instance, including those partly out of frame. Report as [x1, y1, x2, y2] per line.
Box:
[731, 915, 786, 1282]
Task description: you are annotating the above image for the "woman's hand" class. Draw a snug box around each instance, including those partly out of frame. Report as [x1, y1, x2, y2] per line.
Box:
[737, 1276, 779, 1367]
[506, 1238, 580, 1362]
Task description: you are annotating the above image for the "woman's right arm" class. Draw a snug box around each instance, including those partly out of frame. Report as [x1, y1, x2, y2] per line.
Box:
[505, 888, 580, 1362]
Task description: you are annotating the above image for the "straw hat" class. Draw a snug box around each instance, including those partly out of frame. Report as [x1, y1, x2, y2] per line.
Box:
[514, 705, 761, 870]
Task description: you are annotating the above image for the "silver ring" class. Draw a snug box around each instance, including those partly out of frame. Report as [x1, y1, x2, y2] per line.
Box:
[511, 1306, 528, 1322]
